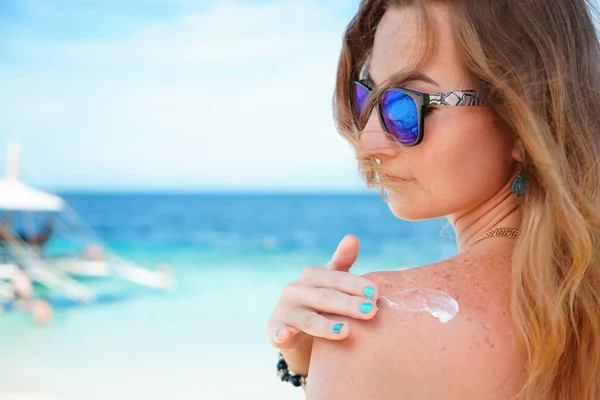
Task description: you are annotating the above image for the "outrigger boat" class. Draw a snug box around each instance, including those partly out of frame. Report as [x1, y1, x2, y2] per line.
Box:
[0, 140, 175, 306]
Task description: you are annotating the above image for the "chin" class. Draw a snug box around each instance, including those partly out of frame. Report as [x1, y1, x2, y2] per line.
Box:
[385, 191, 439, 221]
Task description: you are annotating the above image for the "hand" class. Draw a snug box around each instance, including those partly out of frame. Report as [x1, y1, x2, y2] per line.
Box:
[267, 234, 379, 349]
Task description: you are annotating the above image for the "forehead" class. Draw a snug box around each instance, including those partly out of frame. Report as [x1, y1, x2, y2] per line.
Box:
[369, 4, 471, 90]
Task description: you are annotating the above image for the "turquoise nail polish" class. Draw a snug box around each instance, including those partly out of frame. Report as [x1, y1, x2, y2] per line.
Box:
[333, 323, 344, 334]
[275, 328, 281, 340]
[363, 286, 375, 299]
[360, 302, 373, 313]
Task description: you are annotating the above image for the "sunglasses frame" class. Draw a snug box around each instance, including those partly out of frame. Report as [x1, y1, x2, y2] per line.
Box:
[351, 80, 487, 147]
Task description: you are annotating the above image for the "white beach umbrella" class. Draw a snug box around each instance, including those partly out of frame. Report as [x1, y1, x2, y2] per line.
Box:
[0, 177, 64, 212]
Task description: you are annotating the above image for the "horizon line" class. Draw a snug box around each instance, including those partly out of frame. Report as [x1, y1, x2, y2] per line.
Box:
[53, 188, 376, 195]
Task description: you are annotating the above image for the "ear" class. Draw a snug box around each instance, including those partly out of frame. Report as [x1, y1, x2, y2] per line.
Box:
[512, 136, 525, 163]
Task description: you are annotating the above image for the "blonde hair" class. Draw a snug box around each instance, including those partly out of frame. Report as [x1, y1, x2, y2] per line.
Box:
[334, 0, 600, 398]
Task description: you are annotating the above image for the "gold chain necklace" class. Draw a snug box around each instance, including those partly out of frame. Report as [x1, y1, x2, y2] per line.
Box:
[470, 227, 520, 247]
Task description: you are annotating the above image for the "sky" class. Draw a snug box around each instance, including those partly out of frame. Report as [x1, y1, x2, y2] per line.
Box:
[0, 0, 368, 192]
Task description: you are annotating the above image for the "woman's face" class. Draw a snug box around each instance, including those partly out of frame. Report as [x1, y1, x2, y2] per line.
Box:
[361, 4, 517, 221]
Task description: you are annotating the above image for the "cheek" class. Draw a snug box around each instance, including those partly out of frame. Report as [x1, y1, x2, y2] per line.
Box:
[431, 113, 513, 192]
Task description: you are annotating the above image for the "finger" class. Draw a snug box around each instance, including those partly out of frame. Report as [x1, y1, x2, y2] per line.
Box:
[285, 308, 350, 340]
[295, 269, 379, 301]
[271, 324, 292, 345]
[287, 287, 378, 320]
[267, 323, 302, 348]
[324, 234, 359, 272]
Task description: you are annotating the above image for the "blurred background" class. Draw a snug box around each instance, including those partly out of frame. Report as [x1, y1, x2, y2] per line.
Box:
[0, 1, 458, 399]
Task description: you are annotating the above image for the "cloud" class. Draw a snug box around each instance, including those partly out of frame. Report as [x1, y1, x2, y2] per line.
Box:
[0, 0, 365, 191]
[18, 1, 347, 66]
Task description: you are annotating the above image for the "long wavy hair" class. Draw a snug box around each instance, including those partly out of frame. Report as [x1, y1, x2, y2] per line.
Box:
[334, 0, 600, 398]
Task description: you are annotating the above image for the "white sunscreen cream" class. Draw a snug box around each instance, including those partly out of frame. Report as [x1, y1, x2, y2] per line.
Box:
[380, 289, 459, 323]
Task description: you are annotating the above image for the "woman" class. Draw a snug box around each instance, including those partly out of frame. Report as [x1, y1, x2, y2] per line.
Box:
[267, 0, 600, 398]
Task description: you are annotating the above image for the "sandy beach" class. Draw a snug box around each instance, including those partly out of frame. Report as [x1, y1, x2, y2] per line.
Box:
[0, 357, 305, 399]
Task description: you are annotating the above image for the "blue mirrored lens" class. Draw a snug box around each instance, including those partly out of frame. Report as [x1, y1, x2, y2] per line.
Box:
[352, 83, 369, 124]
[381, 90, 419, 144]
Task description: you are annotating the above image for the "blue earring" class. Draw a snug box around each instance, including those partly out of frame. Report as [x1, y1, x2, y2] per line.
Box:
[510, 170, 528, 197]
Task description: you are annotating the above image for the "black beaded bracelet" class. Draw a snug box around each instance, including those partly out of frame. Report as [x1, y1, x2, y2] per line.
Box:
[276, 352, 307, 387]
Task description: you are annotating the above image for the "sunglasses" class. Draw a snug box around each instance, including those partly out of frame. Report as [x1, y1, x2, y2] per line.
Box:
[351, 80, 488, 147]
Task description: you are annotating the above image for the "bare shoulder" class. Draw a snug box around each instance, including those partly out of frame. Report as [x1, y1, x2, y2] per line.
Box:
[306, 254, 525, 400]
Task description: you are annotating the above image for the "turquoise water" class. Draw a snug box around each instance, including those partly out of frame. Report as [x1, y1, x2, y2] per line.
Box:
[0, 193, 458, 399]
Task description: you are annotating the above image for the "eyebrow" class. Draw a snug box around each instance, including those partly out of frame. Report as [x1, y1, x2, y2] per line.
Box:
[366, 71, 439, 88]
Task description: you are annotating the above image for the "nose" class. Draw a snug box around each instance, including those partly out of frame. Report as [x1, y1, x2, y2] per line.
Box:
[359, 110, 397, 157]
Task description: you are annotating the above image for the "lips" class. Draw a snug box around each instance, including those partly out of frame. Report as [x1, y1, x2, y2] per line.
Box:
[380, 172, 411, 183]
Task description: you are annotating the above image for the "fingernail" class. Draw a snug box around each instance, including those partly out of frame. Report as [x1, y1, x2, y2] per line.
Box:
[363, 286, 375, 299]
[360, 302, 373, 313]
[333, 323, 344, 334]
[274, 328, 282, 343]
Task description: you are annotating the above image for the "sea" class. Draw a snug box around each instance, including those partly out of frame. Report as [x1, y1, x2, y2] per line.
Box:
[0, 193, 459, 400]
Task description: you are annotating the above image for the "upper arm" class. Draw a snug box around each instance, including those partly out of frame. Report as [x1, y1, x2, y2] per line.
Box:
[305, 272, 457, 399]
[304, 271, 511, 400]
